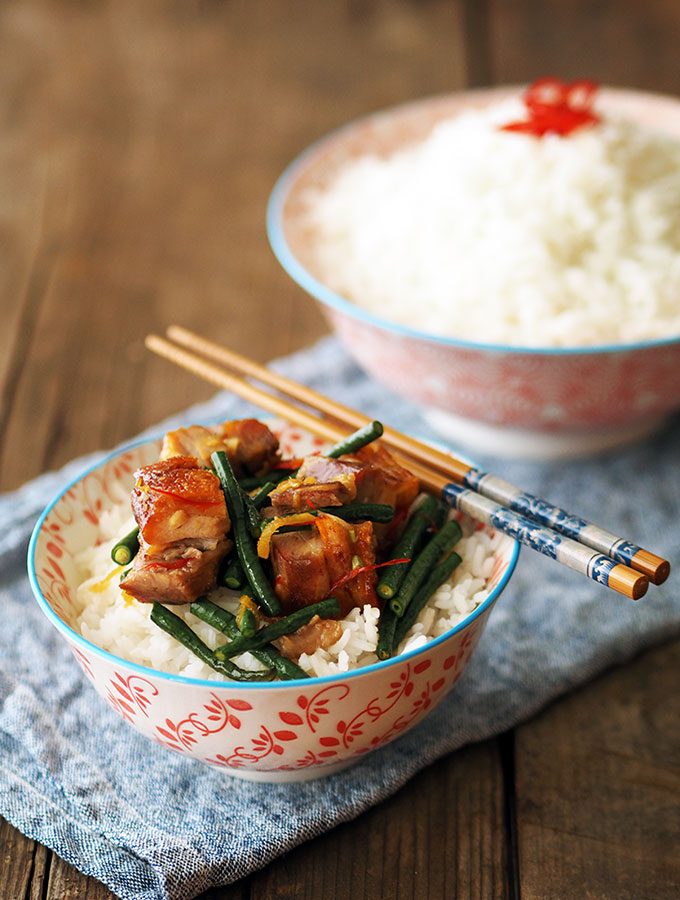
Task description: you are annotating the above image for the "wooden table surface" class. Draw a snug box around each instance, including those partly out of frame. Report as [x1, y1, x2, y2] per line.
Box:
[2, 1, 679, 897]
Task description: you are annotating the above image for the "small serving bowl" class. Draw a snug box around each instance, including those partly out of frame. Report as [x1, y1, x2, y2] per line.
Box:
[267, 86, 680, 459]
[28, 422, 518, 782]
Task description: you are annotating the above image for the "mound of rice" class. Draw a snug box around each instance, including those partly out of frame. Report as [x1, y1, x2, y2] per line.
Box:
[301, 98, 680, 347]
[74, 502, 502, 681]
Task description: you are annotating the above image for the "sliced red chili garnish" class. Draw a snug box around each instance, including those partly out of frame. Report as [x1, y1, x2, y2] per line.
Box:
[325, 557, 411, 596]
[383, 505, 409, 543]
[501, 77, 601, 137]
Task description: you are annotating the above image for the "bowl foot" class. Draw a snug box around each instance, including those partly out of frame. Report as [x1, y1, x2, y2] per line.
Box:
[424, 409, 667, 460]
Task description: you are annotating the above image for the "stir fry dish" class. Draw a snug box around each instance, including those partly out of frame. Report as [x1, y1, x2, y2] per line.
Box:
[110, 418, 464, 681]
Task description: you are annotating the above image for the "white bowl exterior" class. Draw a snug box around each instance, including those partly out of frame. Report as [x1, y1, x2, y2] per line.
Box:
[62, 610, 492, 779]
[29, 427, 517, 781]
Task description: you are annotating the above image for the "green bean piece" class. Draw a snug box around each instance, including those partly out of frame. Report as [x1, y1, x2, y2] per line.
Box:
[119, 566, 132, 583]
[429, 501, 449, 534]
[149, 603, 274, 682]
[213, 597, 341, 661]
[240, 487, 263, 538]
[190, 599, 308, 680]
[376, 605, 399, 661]
[320, 502, 394, 523]
[393, 551, 463, 650]
[326, 421, 383, 458]
[389, 518, 463, 617]
[250, 481, 277, 509]
[237, 469, 291, 490]
[111, 526, 140, 566]
[262, 502, 394, 528]
[377, 495, 441, 600]
[237, 606, 258, 638]
[212, 450, 282, 616]
[221, 556, 244, 590]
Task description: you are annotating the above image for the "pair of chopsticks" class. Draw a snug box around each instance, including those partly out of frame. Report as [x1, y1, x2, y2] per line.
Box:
[145, 326, 671, 600]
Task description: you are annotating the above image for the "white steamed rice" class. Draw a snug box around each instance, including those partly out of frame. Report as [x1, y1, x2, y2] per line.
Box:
[74, 501, 502, 681]
[300, 98, 680, 347]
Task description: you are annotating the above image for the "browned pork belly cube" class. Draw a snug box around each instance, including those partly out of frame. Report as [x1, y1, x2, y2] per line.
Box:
[120, 456, 230, 605]
[161, 418, 280, 476]
[270, 514, 378, 617]
[268, 456, 362, 515]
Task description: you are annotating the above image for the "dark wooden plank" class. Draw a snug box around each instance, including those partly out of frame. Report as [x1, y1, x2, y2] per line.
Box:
[46, 854, 121, 900]
[248, 743, 509, 900]
[515, 638, 680, 900]
[0, 0, 467, 492]
[0, 815, 37, 899]
[488, 0, 680, 93]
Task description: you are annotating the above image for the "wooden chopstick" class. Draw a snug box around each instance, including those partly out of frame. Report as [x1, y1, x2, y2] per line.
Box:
[163, 326, 670, 588]
[145, 331, 662, 600]
[166, 325, 472, 481]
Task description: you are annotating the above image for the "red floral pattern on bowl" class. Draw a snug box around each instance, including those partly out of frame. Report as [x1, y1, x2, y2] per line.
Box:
[28, 422, 518, 782]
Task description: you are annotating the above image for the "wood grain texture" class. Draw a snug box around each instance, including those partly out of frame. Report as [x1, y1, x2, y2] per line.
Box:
[249, 743, 509, 900]
[1, 1, 679, 899]
[516, 638, 680, 900]
[0, 0, 466, 492]
[488, 0, 680, 93]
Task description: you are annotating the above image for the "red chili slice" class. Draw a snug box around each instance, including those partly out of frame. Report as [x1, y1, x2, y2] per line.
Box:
[501, 77, 601, 138]
[325, 557, 411, 597]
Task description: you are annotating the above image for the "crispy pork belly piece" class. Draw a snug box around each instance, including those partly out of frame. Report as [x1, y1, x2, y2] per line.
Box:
[131, 456, 229, 551]
[270, 515, 378, 617]
[267, 443, 418, 521]
[351, 444, 419, 513]
[120, 456, 230, 605]
[161, 419, 280, 476]
[275, 616, 343, 660]
[161, 425, 232, 468]
[121, 540, 229, 605]
[217, 418, 280, 476]
[268, 456, 362, 515]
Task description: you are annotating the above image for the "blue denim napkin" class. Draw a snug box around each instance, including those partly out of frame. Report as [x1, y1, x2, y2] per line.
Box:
[1, 337, 678, 900]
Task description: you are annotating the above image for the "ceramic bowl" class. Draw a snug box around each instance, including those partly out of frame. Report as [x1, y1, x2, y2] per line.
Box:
[28, 422, 518, 782]
[267, 87, 680, 459]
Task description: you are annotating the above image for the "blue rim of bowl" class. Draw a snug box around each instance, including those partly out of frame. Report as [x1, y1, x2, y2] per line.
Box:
[266, 92, 680, 358]
[27, 435, 520, 691]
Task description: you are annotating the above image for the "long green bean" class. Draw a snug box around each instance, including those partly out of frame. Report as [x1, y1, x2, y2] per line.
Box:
[150, 603, 274, 681]
[111, 526, 140, 566]
[213, 597, 341, 661]
[262, 502, 394, 528]
[376, 605, 399, 661]
[237, 470, 291, 491]
[389, 518, 463, 617]
[221, 556, 245, 590]
[377, 495, 441, 600]
[240, 487, 263, 538]
[211, 450, 282, 616]
[236, 604, 258, 638]
[393, 551, 463, 650]
[326, 421, 383, 458]
[249, 481, 277, 509]
[190, 598, 308, 680]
